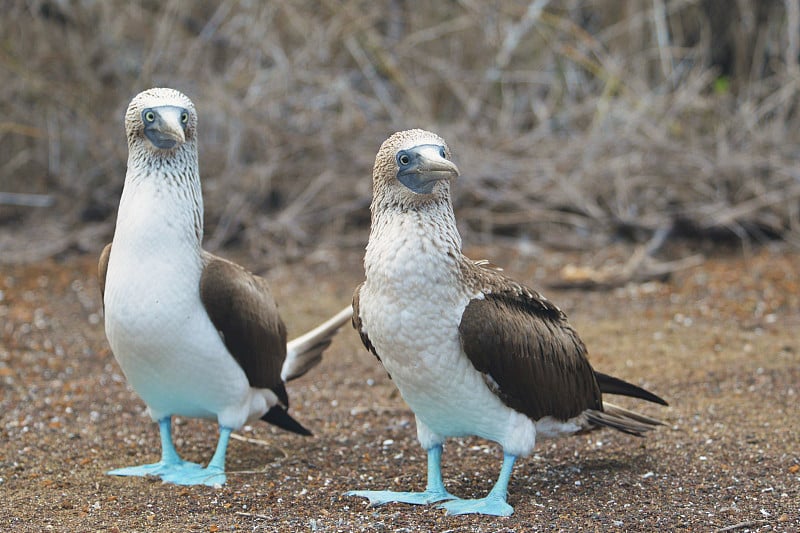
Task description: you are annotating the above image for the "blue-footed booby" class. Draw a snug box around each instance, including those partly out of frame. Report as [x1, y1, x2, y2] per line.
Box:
[100, 87, 351, 486]
[346, 129, 668, 516]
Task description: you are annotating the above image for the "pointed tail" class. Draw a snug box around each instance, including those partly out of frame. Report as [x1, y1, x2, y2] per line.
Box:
[595, 372, 668, 406]
[261, 404, 313, 436]
[585, 372, 668, 436]
[587, 402, 666, 437]
[281, 306, 352, 382]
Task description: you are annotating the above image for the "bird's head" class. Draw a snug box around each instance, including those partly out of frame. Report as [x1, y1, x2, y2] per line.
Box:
[124, 88, 197, 153]
[373, 129, 460, 206]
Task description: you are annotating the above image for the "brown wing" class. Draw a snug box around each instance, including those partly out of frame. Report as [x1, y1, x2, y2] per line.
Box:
[459, 277, 602, 422]
[352, 282, 378, 359]
[353, 282, 390, 379]
[98, 243, 112, 305]
[200, 252, 288, 402]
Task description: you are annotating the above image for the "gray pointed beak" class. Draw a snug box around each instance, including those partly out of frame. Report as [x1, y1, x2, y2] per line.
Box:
[143, 106, 187, 150]
[396, 144, 460, 194]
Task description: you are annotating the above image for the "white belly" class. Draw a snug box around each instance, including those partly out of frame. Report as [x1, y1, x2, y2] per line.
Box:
[103, 169, 277, 429]
[103, 232, 272, 428]
[105, 278, 247, 421]
[361, 229, 537, 456]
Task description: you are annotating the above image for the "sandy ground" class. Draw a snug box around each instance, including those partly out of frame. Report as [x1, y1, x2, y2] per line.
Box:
[1, 245, 798, 532]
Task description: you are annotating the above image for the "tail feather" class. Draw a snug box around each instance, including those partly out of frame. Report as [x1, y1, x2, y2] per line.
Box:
[281, 306, 352, 382]
[595, 372, 668, 406]
[261, 405, 312, 436]
[586, 373, 668, 437]
[587, 402, 665, 437]
[603, 402, 665, 427]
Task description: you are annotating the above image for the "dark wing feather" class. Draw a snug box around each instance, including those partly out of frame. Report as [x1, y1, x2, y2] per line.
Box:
[459, 284, 602, 422]
[98, 243, 112, 305]
[200, 252, 288, 404]
[353, 282, 390, 378]
[595, 372, 668, 406]
[353, 282, 380, 362]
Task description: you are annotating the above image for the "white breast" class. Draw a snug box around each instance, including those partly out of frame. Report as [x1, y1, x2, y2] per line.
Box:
[104, 178, 266, 428]
[361, 210, 537, 456]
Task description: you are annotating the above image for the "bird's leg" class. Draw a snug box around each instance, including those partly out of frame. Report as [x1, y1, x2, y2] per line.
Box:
[160, 426, 230, 486]
[107, 417, 203, 478]
[345, 443, 458, 506]
[438, 453, 516, 516]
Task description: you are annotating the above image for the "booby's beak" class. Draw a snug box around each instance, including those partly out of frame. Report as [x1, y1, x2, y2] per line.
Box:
[396, 144, 460, 194]
[142, 106, 188, 150]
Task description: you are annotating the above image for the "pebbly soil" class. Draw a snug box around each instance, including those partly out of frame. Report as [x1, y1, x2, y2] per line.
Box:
[0, 245, 798, 532]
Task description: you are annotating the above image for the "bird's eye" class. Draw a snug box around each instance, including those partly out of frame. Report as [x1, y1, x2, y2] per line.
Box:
[439, 147, 447, 158]
[144, 111, 155, 123]
[398, 153, 411, 166]
[180, 111, 189, 124]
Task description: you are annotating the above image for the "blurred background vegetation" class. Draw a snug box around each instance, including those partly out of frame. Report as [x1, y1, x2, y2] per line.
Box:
[1, 0, 799, 264]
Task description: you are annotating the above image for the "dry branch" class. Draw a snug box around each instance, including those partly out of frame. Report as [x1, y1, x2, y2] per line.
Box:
[1, 0, 799, 265]
[548, 225, 705, 290]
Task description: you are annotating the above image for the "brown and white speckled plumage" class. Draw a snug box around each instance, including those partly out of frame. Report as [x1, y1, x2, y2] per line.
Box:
[348, 129, 667, 515]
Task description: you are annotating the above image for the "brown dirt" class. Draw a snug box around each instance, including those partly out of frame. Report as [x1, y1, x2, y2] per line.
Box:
[1, 246, 798, 532]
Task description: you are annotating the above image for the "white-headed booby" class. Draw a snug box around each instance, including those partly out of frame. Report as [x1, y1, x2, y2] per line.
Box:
[347, 129, 668, 516]
[100, 87, 351, 486]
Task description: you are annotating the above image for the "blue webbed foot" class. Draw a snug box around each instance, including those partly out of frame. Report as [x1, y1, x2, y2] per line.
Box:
[109, 417, 205, 481]
[346, 488, 458, 507]
[438, 452, 518, 516]
[347, 444, 459, 507]
[157, 426, 232, 486]
[108, 459, 203, 479]
[160, 465, 226, 487]
[438, 494, 514, 516]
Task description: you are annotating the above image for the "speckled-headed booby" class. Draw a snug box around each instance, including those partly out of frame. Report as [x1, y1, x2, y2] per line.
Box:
[346, 129, 668, 516]
[100, 88, 351, 486]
